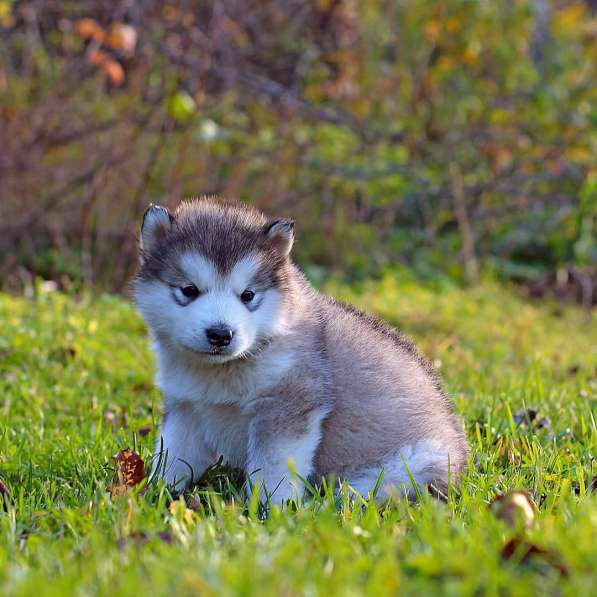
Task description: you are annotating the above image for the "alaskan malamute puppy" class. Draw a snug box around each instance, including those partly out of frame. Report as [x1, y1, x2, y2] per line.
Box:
[133, 198, 468, 503]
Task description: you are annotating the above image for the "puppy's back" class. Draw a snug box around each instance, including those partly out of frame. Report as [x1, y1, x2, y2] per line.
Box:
[313, 295, 468, 480]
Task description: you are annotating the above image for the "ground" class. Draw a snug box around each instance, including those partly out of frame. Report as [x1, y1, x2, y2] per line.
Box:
[0, 273, 595, 596]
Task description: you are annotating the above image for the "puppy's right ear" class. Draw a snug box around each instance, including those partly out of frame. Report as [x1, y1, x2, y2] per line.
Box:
[140, 204, 173, 254]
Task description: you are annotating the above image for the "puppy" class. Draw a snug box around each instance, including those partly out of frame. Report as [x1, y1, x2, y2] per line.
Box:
[133, 198, 469, 503]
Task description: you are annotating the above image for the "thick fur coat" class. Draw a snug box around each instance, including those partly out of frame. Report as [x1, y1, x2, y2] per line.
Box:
[133, 198, 469, 503]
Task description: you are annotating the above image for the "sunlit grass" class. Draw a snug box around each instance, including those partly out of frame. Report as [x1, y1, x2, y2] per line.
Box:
[0, 276, 595, 595]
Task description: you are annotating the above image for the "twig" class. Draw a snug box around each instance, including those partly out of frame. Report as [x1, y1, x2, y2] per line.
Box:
[449, 163, 478, 283]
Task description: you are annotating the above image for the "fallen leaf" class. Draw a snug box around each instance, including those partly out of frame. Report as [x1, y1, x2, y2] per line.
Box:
[501, 538, 568, 576]
[490, 491, 536, 529]
[109, 448, 145, 497]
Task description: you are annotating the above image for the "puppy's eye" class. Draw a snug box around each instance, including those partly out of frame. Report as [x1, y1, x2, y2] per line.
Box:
[181, 284, 200, 299]
[240, 289, 255, 304]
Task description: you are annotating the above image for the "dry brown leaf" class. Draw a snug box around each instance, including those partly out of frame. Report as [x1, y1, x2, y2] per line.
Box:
[490, 490, 536, 529]
[109, 448, 145, 497]
[501, 537, 568, 577]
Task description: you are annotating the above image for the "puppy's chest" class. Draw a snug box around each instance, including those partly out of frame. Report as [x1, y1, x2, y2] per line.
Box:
[161, 361, 275, 406]
[159, 351, 295, 465]
[162, 374, 257, 466]
[194, 404, 251, 468]
[158, 344, 295, 406]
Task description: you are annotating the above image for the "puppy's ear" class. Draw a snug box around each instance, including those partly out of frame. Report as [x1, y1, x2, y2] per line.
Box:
[265, 218, 294, 257]
[140, 204, 173, 254]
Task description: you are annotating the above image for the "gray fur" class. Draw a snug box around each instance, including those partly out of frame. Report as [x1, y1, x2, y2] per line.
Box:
[133, 197, 469, 499]
[139, 198, 293, 288]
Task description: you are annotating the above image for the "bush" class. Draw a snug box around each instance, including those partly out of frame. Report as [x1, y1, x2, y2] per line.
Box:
[0, 0, 594, 291]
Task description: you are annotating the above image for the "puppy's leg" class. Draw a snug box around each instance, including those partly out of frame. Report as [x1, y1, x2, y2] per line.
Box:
[247, 406, 329, 505]
[153, 404, 215, 490]
[348, 440, 455, 499]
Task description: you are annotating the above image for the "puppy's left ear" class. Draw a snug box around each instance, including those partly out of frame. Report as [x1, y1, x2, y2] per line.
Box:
[265, 219, 294, 257]
[140, 204, 173, 254]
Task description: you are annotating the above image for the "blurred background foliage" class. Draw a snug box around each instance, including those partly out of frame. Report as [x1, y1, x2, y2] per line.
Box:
[0, 0, 595, 301]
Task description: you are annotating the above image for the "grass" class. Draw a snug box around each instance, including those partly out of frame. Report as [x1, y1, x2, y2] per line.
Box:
[0, 273, 595, 596]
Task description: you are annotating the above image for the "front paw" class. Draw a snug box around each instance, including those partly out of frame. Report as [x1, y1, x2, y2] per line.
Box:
[248, 472, 297, 506]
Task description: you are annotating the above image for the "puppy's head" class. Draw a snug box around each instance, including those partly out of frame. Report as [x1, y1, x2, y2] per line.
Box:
[133, 198, 295, 364]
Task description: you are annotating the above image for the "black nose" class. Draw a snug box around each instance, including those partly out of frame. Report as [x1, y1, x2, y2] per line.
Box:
[205, 326, 234, 347]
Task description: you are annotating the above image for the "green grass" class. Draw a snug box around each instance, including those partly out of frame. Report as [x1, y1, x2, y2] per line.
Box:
[1, 274, 596, 596]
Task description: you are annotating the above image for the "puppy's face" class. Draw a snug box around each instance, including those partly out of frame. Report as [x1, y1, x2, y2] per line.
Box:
[133, 200, 294, 364]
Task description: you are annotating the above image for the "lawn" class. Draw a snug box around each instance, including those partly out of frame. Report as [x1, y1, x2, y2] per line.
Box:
[1, 274, 595, 595]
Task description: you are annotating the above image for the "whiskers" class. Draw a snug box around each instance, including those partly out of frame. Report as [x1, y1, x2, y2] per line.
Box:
[236, 335, 274, 361]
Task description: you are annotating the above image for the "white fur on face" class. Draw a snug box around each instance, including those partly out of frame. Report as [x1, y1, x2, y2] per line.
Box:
[134, 251, 288, 364]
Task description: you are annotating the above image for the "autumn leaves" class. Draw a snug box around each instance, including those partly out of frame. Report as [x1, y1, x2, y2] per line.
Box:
[75, 19, 137, 86]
